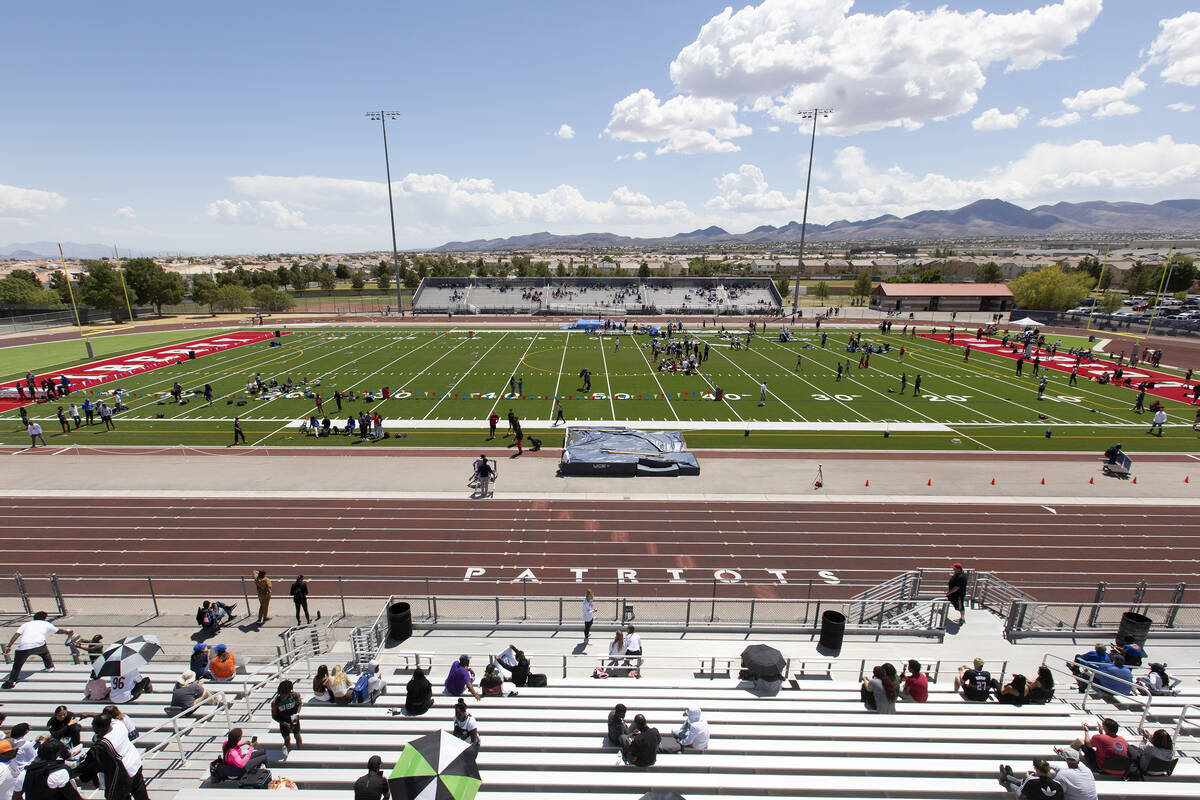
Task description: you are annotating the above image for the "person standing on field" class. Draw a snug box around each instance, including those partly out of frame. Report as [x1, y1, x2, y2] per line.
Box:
[487, 411, 499, 439]
[554, 399, 566, 426]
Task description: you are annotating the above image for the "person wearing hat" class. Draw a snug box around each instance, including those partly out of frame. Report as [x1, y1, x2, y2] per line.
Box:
[1049, 745, 1098, 799]
[954, 658, 994, 702]
[209, 644, 237, 682]
[352, 755, 389, 800]
[946, 563, 968, 624]
[671, 707, 709, 752]
[0, 739, 20, 800]
[444, 655, 480, 700]
[171, 670, 211, 712]
[190, 643, 213, 680]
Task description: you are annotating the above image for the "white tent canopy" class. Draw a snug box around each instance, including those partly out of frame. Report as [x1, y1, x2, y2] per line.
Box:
[1011, 317, 1044, 327]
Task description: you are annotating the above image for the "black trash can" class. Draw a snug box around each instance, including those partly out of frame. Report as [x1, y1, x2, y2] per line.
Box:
[1117, 611, 1152, 646]
[387, 601, 413, 643]
[819, 610, 846, 652]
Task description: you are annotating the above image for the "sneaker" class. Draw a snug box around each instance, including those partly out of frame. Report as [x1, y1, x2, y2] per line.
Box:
[2, 681, 14, 689]
[46, 667, 56, 673]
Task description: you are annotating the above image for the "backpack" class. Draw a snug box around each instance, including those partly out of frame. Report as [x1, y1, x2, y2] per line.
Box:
[351, 673, 371, 704]
[592, 668, 608, 679]
[239, 768, 272, 789]
[526, 673, 547, 687]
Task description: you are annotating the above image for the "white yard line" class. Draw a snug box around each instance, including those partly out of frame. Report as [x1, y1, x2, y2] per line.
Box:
[708, 343, 810, 421]
[547, 331, 570, 418]
[597, 333, 617, 421]
[486, 332, 541, 419]
[425, 333, 512, 420]
[630, 334, 681, 422]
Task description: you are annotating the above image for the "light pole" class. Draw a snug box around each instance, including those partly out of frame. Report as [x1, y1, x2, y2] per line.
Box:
[792, 108, 835, 314]
[365, 111, 404, 316]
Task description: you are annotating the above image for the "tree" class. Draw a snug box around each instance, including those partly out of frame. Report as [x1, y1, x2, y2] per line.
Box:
[212, 285, 252, 312]
[638, 261, 650, 279]
[145, 271, 187, 315]
[317, 265, 337, 290]
[556, 261, 566, 278]
[7, 269, 42, 287]
[351, 270, 365, 290]
[48, 270, 74, 304]
[1157, 254, 1198, 294]
[121, 257, 165, 306]
[403, 271, 419, 289]
[191, 275, 218, 313]
[376, 270, 392, 291]
[79, 260, 128, 319]
[974, 261, 1004, 283]
[0, 276, 62, 307]
[252, 285, 295, 311]
[1007, 265, 1093, 310]
[289, 265, 307, 293]
[1122, 261, 1156, 295]
[853, 271, 873, 300]
[1097, 292, 1123, 314]
[1076, 255, 1103, 281]
[814, 280, 829, 302]
[335, 264, 350, 280]
[775, 277, 790, 297]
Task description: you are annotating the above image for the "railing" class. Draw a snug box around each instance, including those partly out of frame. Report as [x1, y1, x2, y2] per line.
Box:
[233, 624, 338, 723]
[1041, 654, 1154, 727]
[140, 689, 234, 769]
[1176, 705, 1200, 744]
[353, 593, 948, 640]
[1007, 602, 1200, 639]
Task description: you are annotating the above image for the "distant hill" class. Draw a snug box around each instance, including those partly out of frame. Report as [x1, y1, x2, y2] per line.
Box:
[0, 242, 116, 260]
[432, 198, 1200, 251]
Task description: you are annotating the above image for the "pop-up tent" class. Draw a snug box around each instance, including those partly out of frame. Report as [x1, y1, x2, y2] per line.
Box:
[1011, 317, 1044, 327]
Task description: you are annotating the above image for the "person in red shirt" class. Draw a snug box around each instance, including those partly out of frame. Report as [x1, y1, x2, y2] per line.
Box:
[900, 659, 928, 703]
[487, 412, 499, 440]
[1072, 718, 1129, 775]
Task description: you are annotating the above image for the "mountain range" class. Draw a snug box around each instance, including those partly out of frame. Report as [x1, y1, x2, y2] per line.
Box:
[0, 242, 136, 260]
[433, 198, 1200, 251]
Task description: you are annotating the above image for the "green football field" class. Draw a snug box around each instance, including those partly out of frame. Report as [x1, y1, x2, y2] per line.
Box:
[7, 326, 1198, 451]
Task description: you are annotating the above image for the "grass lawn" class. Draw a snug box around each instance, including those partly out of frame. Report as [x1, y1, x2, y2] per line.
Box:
[0, 329, 232, 383]
[8, 326, 1197, 452]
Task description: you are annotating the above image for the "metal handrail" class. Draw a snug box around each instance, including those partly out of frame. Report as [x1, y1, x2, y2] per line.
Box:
[140, 689, 233, 768]
[1041, 653, 1153, 727]
[1174, 704, 1200, 743]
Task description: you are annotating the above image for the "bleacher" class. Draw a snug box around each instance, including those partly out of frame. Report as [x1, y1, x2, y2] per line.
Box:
[169, 655, 1200, 800]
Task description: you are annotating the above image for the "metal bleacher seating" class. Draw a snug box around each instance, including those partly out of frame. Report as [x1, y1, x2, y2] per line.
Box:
[169, 657, 1200, 800]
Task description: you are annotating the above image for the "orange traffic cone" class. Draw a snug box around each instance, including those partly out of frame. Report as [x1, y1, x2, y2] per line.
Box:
[926, 479, 932, 486]
[1132, 476, 1138, 484]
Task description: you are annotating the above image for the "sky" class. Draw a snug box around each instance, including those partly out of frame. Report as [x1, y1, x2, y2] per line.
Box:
[2, 0, 1200, 254]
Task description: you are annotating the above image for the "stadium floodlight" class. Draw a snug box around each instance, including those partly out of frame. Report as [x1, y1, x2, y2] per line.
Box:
[793, 108, 835, 315]
[365, 111, 404, 316]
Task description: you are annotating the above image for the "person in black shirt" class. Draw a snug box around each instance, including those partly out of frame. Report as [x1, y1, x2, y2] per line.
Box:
[353, 755, 389, 800]
[954, 658, 994, 701]
[22, 739, 82, 800]
[402, 668, 433, 716]
[622, 714, 660, 767]
[271, 680, 303, 751]
[998, 759, 1064, 799]
[290, 576, 311, 625]
[947, 563, 968, 624]
[607, 704, 630, 747]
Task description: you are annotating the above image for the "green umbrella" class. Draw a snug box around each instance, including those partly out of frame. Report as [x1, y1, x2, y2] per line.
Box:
[388, 730, 481, 800]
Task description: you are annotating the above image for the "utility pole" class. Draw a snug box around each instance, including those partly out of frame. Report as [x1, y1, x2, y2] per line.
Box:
[365, 111, 404, 316]
[793, 108, 835, 314]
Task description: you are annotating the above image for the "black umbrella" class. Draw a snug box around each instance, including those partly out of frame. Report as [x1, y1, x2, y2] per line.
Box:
[740, 644, 785, 681]
[92, 634, 162, 678]
[639, 793, 686, 800]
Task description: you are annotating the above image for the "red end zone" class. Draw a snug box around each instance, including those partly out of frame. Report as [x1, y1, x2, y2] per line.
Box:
[1, 330, 285, 411]
[920, 331, 1195, 404]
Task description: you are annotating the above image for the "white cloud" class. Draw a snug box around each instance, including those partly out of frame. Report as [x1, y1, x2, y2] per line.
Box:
[616, 151, 648, 162]
[1062, 73, 1146, 111]
[705, 136, 1200, 224]
[552, 123, 575, 139]
[1093, 100, 1140, 118]
[0, 183, 67, 218]
[1147, 12, 1200, 87]
[115, 205, 136, 220]
[1169, 102, 1197, 112]
[215, 173, 694, 232]
[205, 199, 307, 230]
[604, 89, 751, 154]
[971, 107, 1029, 131]
[1038, 111, 1081, 128]
[638, 0, 1101, 141]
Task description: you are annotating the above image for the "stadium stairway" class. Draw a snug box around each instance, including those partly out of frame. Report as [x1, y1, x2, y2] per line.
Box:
[170, 662, 1200, 800]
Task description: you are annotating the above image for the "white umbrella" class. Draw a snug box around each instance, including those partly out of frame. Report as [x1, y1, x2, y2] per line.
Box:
[1011, 317, 1044, 327]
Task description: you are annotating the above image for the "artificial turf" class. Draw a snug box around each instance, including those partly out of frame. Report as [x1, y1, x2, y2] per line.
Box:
[7, 326, 1198, 452]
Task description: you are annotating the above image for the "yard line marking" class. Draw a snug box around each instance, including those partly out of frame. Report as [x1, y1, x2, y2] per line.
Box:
[426, 333, 512, 420]
[486, 331, 541, 420]
[630, 333, 680, 422]
[598, 332, 617, 421]
[547, 331, 570, 418]
[708, 343, 809, 421]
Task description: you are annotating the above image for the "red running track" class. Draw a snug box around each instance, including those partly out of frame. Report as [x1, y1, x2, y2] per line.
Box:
[2, 498, 1195, 604]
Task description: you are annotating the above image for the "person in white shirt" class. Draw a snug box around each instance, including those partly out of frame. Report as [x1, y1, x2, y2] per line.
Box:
[108, 668, 152, 704]
[582, 590, 595, 645]
[672, 707, 710, 751]
[624, 624, 643, 672]
[77, 713, 149, 800]
[1051, 747, 1098, 800]
[365, 660, 387, 703]
[7, 724, 37, 771]
[0, 740, 19, 800]
[3, 611, 74, 689]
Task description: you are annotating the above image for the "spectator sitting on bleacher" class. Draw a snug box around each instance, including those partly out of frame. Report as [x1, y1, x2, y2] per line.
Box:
[310, 665, 331, 703]
[1130, 729, 1177, 777]
[1071, 719, 1130, 776]
[84, 669, 110, 702]
[1136, 663, 1179, 696]
[352, 756, 389, 800]
[862, 666, 898, 713]
[8, 723, 37, 770]
[622, 714, 660, 767]
[900, 660, 928, 702]
[47, 706, 91, 749]
[479, 664, 517, 697]
[0, 739, 18, 800]
[22, 739, 80, 800]
[1075, 643, 1111, 666]
[492, 645, 529, 687]
[401, 668, 434, 716]
[171, 670, 210, 712]
[104, 706, 139, 743]
[444, 655, 481, 700]
[1089, 655, 1134, 696]
[1026, 666, 1055, 704]
[999, 759, 1066, 799]
[670, 707, 709, 752]
[190, 643, 212, 680]
[452, 700, 480, 748]
[364, 660, 387, 703]
[1047, 747, 1098, 800]
[109, 665, 152, 705]
[222, 728, 268, 776]
[954, 658, 994, 701]
[996, 674, 1028, 705]
[327, 665, 353, 705]
[1112, 636, 1146, 667]
[607, 704, 630, 747]
[209, 644, 237, 682]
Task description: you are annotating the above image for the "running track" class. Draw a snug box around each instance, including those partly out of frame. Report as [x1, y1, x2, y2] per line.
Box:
[2, 499, 1195, 604]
